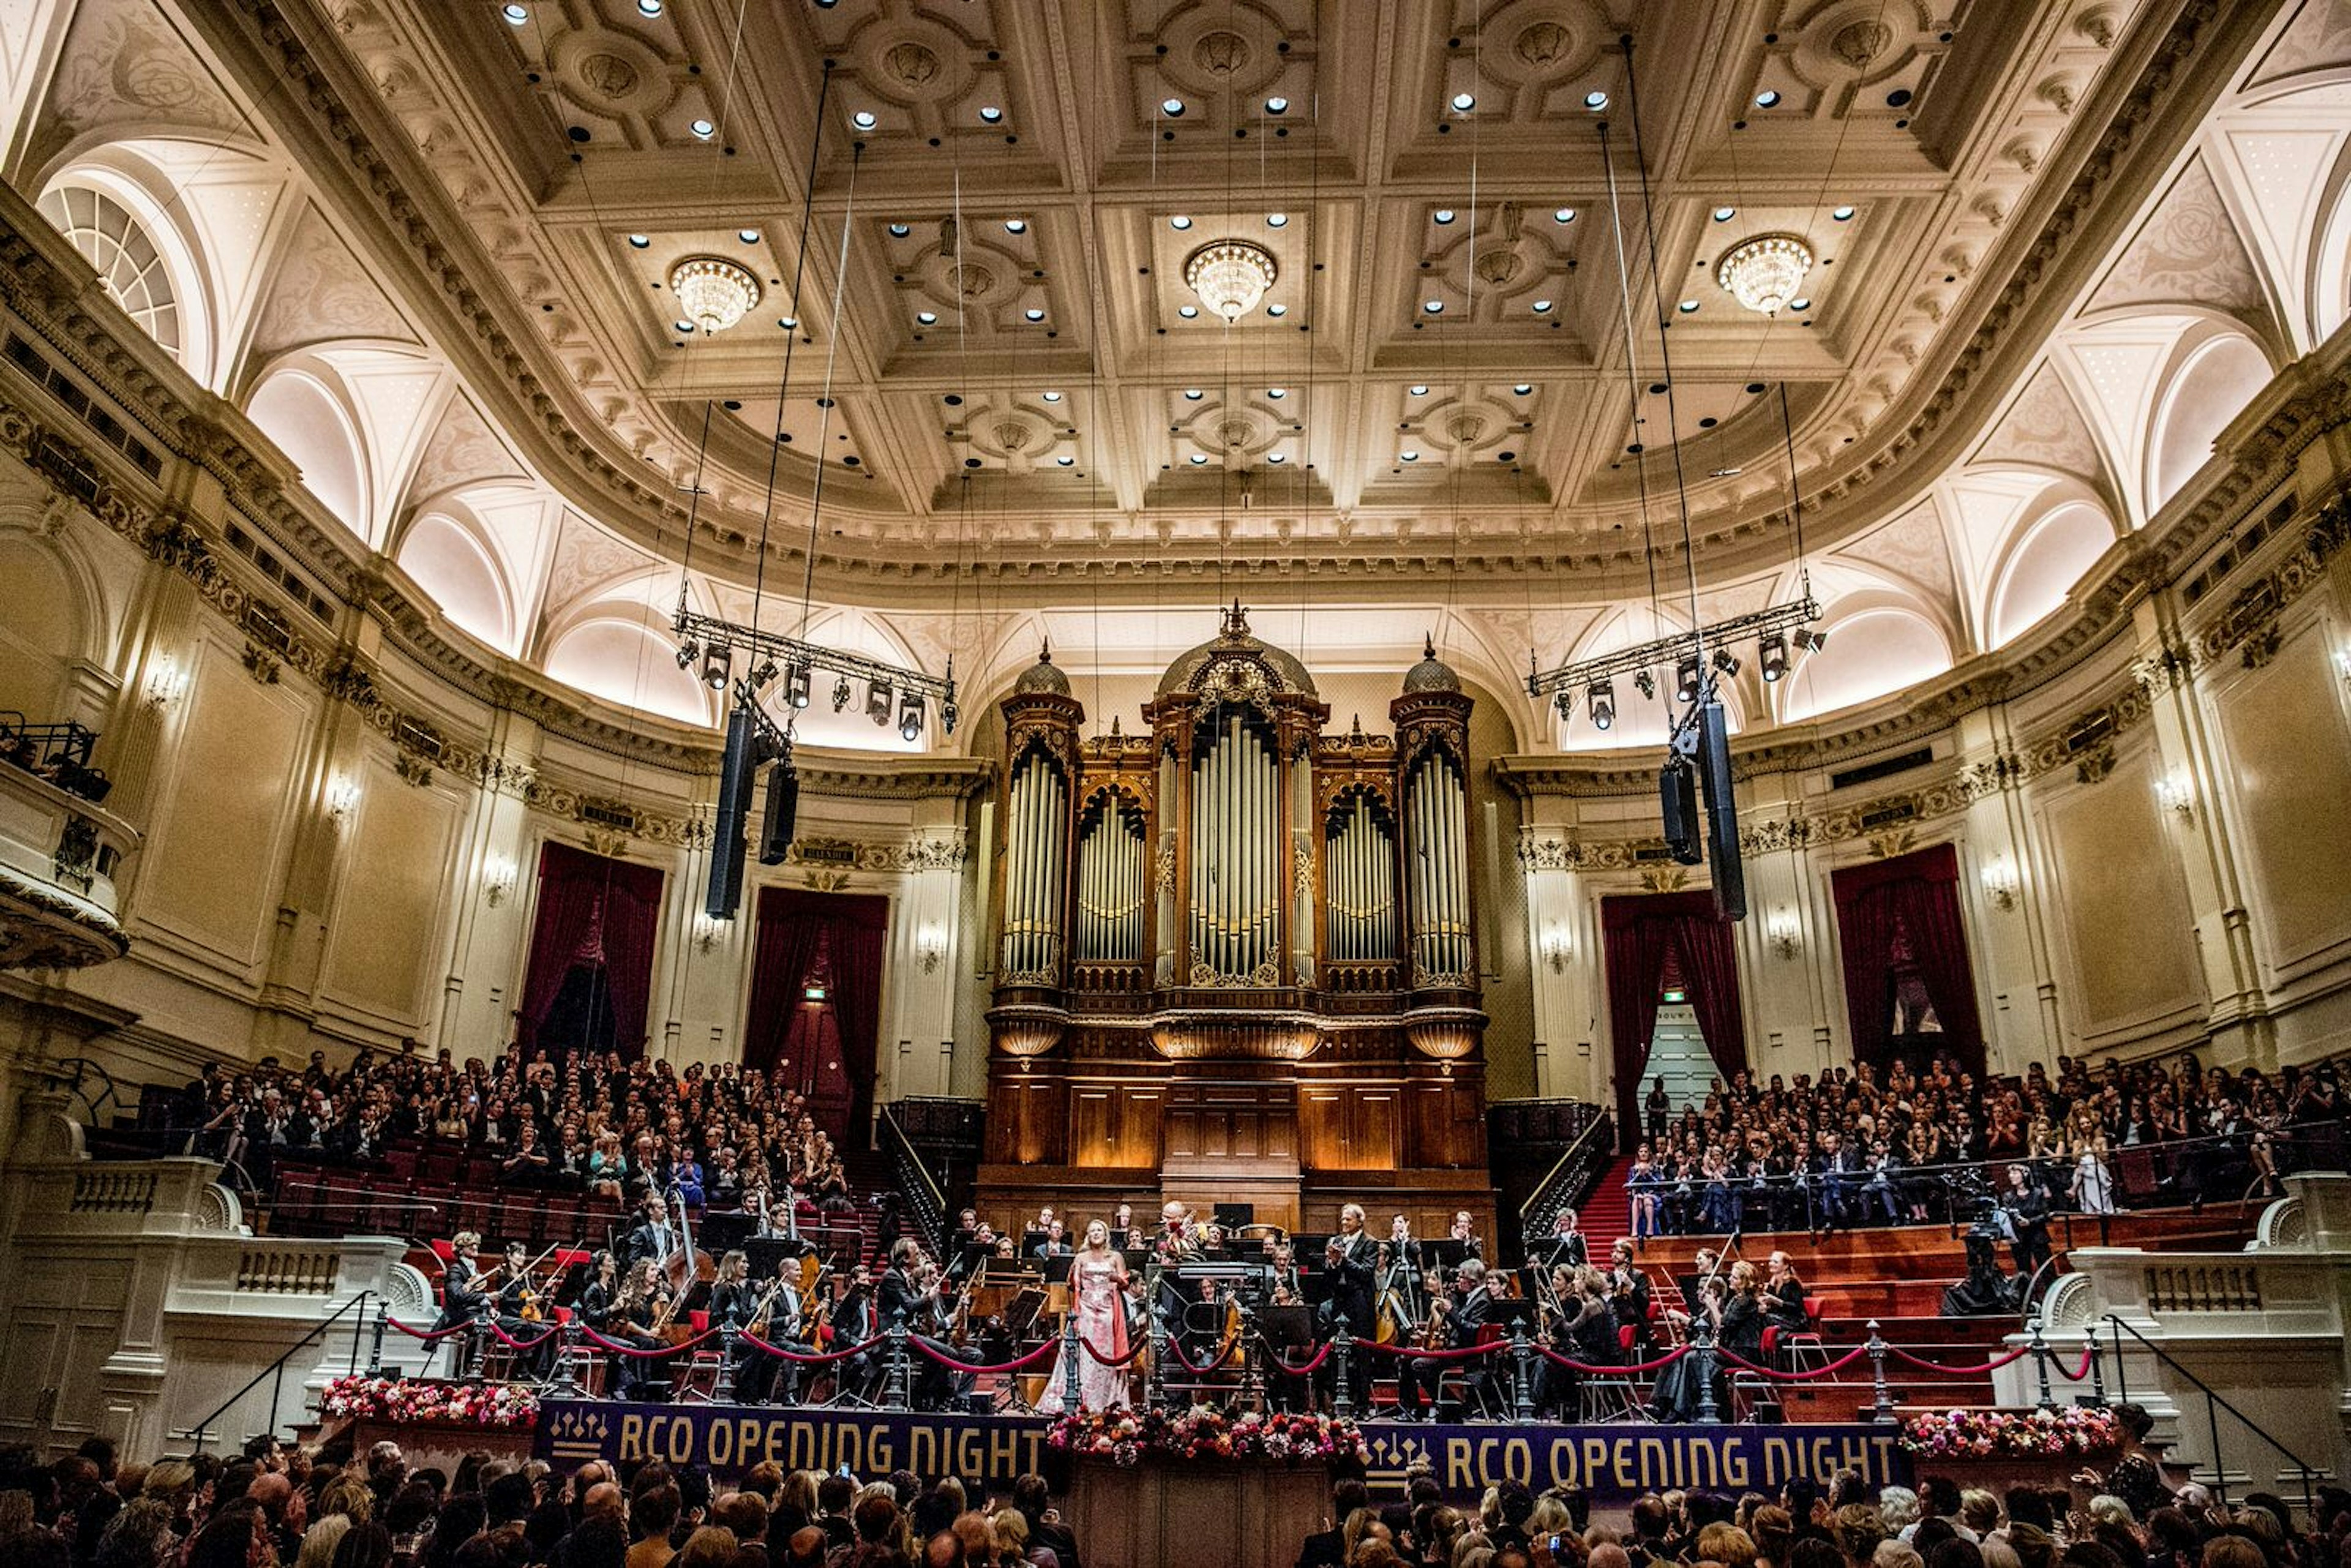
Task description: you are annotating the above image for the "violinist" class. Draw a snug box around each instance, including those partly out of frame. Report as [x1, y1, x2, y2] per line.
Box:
[1379, 1214, 1427, 1332]
[576, 1249, 624, 1360]
[1607, 1239, 1654, 1349]
[709, 1250, 760, 1398]
[606, 1259, 670, 1400]
[1760, 1250, 1810, 1349]
[880, 1238, 971, 1409]
[1396, 1257, 1493, 1422]
[1268, 1239, 1303, 1307]
[492, 1241, 553, 1378]
[431, 1229, 492, 1377]
[750, 1255, 817, 1404]
[827, 1264, 879, 1398]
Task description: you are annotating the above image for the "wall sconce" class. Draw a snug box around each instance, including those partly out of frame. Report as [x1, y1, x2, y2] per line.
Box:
[2336, 647, 2351, 684]
[692, 912, 730, 953]
[1539, 928, 1570, 973]
[1981, 857, 2019, 912]
[2155, 771, 2195, 820]
[918, 926, 945, 974]
[482, 853, 518, 908]
[1765, 907, 1801, 959]
[323, 775, 361, 823]
[143, 655, 190, 711]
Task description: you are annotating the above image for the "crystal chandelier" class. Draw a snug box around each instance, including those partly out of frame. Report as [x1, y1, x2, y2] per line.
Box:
[1715, 233, 1813, 317]
[669, 255, 761, 334]
[1183, 239, 1278, 321]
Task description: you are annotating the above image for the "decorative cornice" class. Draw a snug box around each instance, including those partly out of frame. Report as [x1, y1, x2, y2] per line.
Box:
[0, 864, 130, 971]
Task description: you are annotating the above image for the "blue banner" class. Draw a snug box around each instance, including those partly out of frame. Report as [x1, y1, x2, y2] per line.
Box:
[534, 1403, 1907, 1506]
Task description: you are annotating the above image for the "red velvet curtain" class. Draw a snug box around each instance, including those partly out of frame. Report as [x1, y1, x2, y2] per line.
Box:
[1831, 843, 1985, 1076]
[519, 842, 664, 1057]
[1602, 891, 1750, 1145]
[745, 890, 890, 1141]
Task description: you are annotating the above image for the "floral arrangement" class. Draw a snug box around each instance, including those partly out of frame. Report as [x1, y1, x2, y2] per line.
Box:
[1049, 1405, 1367, 1468]
[320, 1375, 541, 1430]
[1900, 1406, 2120, 1458]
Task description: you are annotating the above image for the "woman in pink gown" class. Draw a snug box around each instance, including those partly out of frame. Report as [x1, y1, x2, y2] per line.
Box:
[1038, 1220, 1131, 1413]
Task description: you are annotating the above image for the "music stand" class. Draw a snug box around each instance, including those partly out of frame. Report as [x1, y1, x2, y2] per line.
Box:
[1212, 1202, 1254, 1231]
[1041, 1254, 1074, 1286]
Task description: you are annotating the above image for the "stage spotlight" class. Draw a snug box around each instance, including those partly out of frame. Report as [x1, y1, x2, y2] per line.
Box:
[941, 696, 959, 734]
[1633, 669, 1657, 700]
[1589, 681, 1616, 731]
[1554, 689, 1575, 725]
[785, 664, 812, 708]
[675, 637, 699, 670]
[868, 681, 894, 726]
[831, 675, 852, 711]
[1760, 632, 1789, 683]
[1794, 627, 1828, 654]
[1675, 656, 1701, 703]
[700, 643, 732, 690]
[748, 658, 779, 691]
[1712, 647, 1741, 677]
[898, 691, 926, 741]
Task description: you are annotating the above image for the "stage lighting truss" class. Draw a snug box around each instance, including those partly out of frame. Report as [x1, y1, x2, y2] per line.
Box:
[1528, 593, 1821, 710]
[673, 606, 958, 736]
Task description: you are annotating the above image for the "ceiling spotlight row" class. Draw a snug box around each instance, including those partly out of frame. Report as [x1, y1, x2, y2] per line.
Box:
[1556, 629, 1826, 733]
[678, 641, 931, 740]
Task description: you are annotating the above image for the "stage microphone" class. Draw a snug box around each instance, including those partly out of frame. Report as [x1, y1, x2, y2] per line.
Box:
[1697, 698, 1746, 920]
[1660, 756, 1702, 865]
[758, 757, 799, 865]
[705, 695, 756, 918]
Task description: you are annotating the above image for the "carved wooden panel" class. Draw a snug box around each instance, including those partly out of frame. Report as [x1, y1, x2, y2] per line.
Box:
[1299, 1087, 1398, 1172]
[1071, 1086, 1163, 1168]
[1163, 1082, 1296, 1165]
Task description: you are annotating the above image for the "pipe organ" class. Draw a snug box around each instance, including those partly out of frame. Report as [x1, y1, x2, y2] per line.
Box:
[983, 611, 1491, 1236]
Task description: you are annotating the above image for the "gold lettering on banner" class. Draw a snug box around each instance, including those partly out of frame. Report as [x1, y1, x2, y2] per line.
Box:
[1423, 1430, 1900, 1496]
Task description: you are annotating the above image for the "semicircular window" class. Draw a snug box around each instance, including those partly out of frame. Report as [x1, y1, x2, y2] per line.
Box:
[37, 186, 183, 363]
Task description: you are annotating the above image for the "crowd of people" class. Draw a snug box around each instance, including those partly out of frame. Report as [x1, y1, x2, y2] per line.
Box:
[1292, 1414, 2345, 1568]
[0, 1436, 1085, 1568]
[1625, 1053, 2345, 1241]
[164, 1047, 860, 1217]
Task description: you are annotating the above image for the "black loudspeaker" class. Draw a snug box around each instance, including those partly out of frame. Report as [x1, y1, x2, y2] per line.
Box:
[1660, 757, 1703, 865]
[1696, 699, 1745, 920]
[705, 697, 756, 919]
[1212, 1202, 1254, 1231]
[757, 760, 798, 865]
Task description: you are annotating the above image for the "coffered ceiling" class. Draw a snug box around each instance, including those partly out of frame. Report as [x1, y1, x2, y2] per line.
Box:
[320, 0, 2150, 577]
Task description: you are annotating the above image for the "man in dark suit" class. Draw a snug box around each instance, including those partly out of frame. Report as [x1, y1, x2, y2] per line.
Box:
[877, 1239, 970, 1409]
[1397, 1258, 1493, 1421]
[1296, 1479, 1371, 1568]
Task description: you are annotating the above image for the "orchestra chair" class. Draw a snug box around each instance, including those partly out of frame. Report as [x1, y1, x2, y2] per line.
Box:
[670, 1310, 726, 1403]
[552, 1305, 609, 1398]
[1780, 1296, 1831, 1375]
[1578, 1326, 1647, 1423]
[1434, 1323, 1506, 1421]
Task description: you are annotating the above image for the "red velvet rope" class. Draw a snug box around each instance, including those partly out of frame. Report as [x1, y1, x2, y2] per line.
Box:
[1081, 1337, 1150, 1368]
[739, 1330, 887, 1365]
[1535, 1343, 1691, 1375]
[1715, 1343, 1873, 1381]
[2052, 1346, 2098, 1382]
[1260, 1337, 1333, 1375]
[1361, 1337, 1507, 1362]
[909, 1336, 1062, 1376]
[489, 1321, 561, 1351]
[385, 1316, 473, 1343]
[579, 1325, 718, 1359]
[1887, 1343, 2033, 1376]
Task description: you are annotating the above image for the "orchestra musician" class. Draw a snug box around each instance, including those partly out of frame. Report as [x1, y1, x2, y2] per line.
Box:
[431, 1229, 493, 1376]
[1397, 1256, 1493, 1421]
[1110, 1202, 1143, 1251]
[826, 1264, 880, 1399]
[748, 1256, 817, 1405]
[1607, 1239, 1654, 1349]
[1534, 1207, 1588, 1272]
[879, 1237, 972, 1409]
[491, 1240, 553, 1378]
[606, 1259, 672, 1401]
[708, 1251, 763, 1400]
[623, 1193, 675, 1269]
[1267, 1239, 1303, 1307]
[1379, 1214, 1428, 1332]
[1320, 1204, 1377, 1338]
[1447, 1210, 1484, 1259]
[1760, 1250, 1810, 1347]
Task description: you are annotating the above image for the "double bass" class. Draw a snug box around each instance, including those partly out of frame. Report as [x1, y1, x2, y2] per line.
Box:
[654, 1186, 715, 1343]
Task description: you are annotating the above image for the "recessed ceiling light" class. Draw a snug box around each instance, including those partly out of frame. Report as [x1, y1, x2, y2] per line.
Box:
[1434, 209, 1457, 225]
[1267, 388, 1286, 399]
[673, 318, 694, 334]
[1265, 96, 1289, 114]
[1189, 453, 1208, 463]
[980, 105, 1003, 124]
[690, 118, 716, 139]
[1532, 299, 1554, 313]
[916, 310, 938, 324]
[1832, 205, 1856, 221]
[1161, 97, 1186, 117]
[1400, 450, 1421, 462]
[1024, 307, 1046, 321]
[1553, 207, 1577, 224]
[1584, 90, 1610, 110]
[1754, 89, 1780, 108]
[1788, 296, 1812, 311]
[1170, 214, 1193, 231]
[1423, 299, 1444, 314]
[1178, 304, 1199, 318]
[1512, 383, 1532, 395]
[779, 315, 798, 329]
[738, 228, 761, 244]
[1267, 452, 1286, 463]
[1184, 388, 1204, 400]
[1266, 302, 1288, 316]
[1266, 212, 1288, 228]
[1452, 92, 1477, 112]
[1678, 299, 1700, 313]
[851, 110, 877, 130]
[627, 233, 650, 249]
[1005, 219, 1027, 234]
[888, 222, 910, 238]
[1712, 206, 1737, 222]
[1409, 384, 1429, 396]
[1056, 454, 1074, 466]
[1041, 391, 1062, 402]
[637, 0, 662, 14]
[501, 2, 528, 22]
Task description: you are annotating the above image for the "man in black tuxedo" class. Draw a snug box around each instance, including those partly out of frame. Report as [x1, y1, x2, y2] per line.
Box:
[877, 1239, 970, 1409]
[624, 1193, 674, 1270]
[1397, 1258, 1493, 1421]
[1319, 1203, 1377, 1339]
[432, 1230, 493, 1377]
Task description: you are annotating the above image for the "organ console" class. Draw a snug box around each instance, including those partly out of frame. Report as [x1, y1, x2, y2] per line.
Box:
[980, 606, 1494, 1239]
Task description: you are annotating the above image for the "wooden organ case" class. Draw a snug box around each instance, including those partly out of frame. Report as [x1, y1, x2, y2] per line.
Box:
[978, 609, 1493, 1236]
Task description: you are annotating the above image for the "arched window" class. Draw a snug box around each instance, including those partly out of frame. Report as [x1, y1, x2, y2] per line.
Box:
[36, 186, 183, 363]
